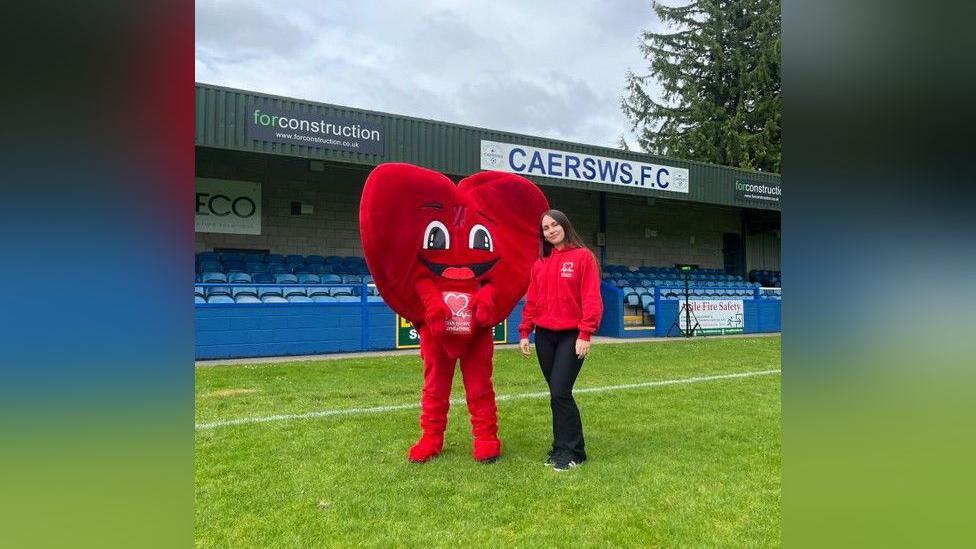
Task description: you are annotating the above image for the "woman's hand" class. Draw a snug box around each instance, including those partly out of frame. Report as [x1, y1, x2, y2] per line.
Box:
[519, 338, 531, 357]
[575, 338, 591, 359]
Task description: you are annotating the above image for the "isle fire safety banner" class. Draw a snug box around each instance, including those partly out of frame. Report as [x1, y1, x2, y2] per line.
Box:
[195, 178, 262, 235]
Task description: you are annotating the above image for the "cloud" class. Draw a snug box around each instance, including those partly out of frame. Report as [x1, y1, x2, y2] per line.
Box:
[195, 0, 663, 150]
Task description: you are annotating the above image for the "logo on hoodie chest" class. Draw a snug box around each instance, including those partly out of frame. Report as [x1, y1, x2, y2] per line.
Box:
[560, 261, 575, 278]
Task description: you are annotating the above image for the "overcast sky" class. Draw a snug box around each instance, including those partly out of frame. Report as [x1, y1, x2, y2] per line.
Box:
[196, 1, 666, 150]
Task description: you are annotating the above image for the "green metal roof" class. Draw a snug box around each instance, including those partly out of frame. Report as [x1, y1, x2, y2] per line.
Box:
[196, 82, 781, 211]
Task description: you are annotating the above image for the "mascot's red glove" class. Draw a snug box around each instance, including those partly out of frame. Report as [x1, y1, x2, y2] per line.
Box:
[359, 163, 548, 463]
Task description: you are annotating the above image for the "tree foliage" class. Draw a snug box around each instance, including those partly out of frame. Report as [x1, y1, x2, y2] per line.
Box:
[622, 0, 781, 172]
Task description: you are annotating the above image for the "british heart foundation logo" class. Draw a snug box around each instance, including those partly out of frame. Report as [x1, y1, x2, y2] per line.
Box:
[442, 291, 473, 334]
[560, 262, 575, 278]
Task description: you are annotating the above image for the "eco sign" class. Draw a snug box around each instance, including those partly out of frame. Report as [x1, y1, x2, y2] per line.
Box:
[480, 140, 689, 194]
[247, 103, 384, 155]
[395, 315, 507, 349]
[687, 299, 744, 335]
[195, 178, 261, 235]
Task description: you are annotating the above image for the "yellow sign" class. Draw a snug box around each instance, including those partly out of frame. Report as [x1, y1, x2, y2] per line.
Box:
[395, 315, 508, 349]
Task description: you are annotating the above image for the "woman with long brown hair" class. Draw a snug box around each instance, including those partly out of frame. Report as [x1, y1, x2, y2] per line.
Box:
[518, 209, 603, 471]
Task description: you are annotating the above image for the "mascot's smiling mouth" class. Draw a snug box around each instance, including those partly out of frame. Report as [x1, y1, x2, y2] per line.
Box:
[419, 256, 499, 280]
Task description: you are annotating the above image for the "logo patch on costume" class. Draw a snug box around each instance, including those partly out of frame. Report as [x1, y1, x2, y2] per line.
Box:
[560, 262, 575, 278]
[442, 291, 473, 334]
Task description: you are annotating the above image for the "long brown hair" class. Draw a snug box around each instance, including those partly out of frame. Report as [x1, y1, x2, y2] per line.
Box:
[540, 209, 587, 257]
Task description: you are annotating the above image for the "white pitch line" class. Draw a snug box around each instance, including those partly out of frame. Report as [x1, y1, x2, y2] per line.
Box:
[195, 369, 780, 430]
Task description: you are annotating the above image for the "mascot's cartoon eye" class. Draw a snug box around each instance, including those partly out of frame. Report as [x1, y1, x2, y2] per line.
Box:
[469, 224, 493, 252]
[423, 220, 450, 250]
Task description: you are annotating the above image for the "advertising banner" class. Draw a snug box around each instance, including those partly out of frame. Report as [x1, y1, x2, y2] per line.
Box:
[687, 299, 744, 335]
[395, 315, 507, 349]
[480, 140, 689, 194]
[195, 178, 261, 235]
[247, 102, 385, 155]
[733, 179, 781, 205]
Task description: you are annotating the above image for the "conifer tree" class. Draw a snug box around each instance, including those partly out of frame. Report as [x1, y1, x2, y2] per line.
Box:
[622, 0, 781, 172]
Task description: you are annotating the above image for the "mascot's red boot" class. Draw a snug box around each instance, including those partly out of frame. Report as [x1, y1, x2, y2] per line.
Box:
[359, 164, 548, 463]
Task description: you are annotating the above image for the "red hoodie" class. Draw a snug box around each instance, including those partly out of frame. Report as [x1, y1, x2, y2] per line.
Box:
[518, 246, 603, 341]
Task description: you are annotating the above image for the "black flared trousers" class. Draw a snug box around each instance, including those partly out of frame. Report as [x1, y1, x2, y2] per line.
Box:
[534, 327, 586, 460]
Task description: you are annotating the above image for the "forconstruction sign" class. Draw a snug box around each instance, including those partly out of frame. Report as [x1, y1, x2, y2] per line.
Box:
[733, 179, 781, 205]
[247, 103, 385, 155]
[480, 140, 689, 194]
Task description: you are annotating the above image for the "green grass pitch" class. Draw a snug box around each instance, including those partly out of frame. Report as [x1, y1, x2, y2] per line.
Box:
[196, 335, 781, 548]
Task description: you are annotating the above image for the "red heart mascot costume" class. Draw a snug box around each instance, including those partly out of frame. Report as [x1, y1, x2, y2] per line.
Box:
[359, 164, 548, 463]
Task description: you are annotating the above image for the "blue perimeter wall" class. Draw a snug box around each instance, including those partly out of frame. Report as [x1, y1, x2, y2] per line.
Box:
[653, 300, 781, 337]
[597, 282, 781, 339]
[196, 295, 779, 359]
[196, 301, 526, 360]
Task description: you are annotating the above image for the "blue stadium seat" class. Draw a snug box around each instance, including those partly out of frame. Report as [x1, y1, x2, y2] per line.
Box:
[306, 286, 331, 298]
[330, 287, 353, 297]
[293, 266, 312, 275]
[311, 295, 338, 303]
[335, 295, 359, 303]
[234, 295, 261, 304]
[242, 253, 265, 264]
[223, 261, 245, 273]
[198, 261, 222, 274]
[197, 252, 220, 263]
[640, 294, 654, 308]
[634, 287, 648, 295]
[261, 296, 288, 303]
[252, 273, 274, 284]
[621, 286, 635, 296]
[257, 287, 282, 299]
[228, 272, 252, 284]
[194, 285, 205, 298]
[232, 286, 258, 298]
[194, 296, 205, 304]
[245, 262, 267, 274]
[321, 274, 342, 284]
[324, 255, 342, 265]
[266, 254, 285, 264]
[309, 264, 331, 275]
[275, 273, 298, 285]
[220, 252, 244, 264]
[342, 275, 363, 284]
[285, 254, 305, 265]
[207, 295, 234, 304]
[282, 287, 306, 298]
[287, 295, 313, 303]
[367, 295, 384, 303]
[206, 286, 231, 298]
[268, 263, 292, 275]
[625, 294, 640, 307]
[298, 274, 321, 284]
[305, 255, 325, 265]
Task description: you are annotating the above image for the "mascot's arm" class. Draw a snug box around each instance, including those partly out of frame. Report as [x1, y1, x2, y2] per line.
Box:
[472, 283, 497, 328]
[416, 278, 451, 335]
